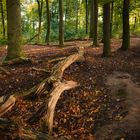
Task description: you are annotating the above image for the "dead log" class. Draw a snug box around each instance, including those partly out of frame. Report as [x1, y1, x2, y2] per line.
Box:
[0, 67, 10, 75]
[32, 67, 51, 73]
[43, 80, 78, 134]
[0, 95, 16, 117]
[48, 56, 66, 63]
[48, 47, 84, 83]
[0, 47, 84, 135]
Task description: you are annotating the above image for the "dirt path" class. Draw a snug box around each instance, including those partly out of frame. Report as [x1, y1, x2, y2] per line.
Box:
[95, 72, 140, 140]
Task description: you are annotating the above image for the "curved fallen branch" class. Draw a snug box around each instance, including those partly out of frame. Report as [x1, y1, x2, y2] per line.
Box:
[44, 80, 78, 134]
[0, 95, 16, 117]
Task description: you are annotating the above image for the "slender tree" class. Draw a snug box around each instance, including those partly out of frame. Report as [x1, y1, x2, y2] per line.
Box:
[93, 0, 98, 46]
[75, 0, 79, 33]
[85, 0, 89, 34]
[103, 2, 111, 57]
[36, 0, 43, 42]
[45, 0, 50, 45]
[5, 0, 23, 61]
[59, 0, 64, 46]
[121, 0, 130, 50]
[110, 2, 114, 38]
[89, 0, 94, 38]
[0, 0, 6, 39]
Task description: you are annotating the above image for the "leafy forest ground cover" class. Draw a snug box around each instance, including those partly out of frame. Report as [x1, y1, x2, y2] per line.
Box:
[0, 38, 140, 140]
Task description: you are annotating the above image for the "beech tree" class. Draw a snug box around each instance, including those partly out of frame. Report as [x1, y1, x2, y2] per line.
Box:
[89, 0, 94, 38]
[121, 0, 130, 50]
[0, 0, 6, 39]
[36, 0, 43, 42]
[93, 0, 98, 46]
[5, 0, 23, 61]
[45, 0, 50, 45]
[59, 0, 64, 46]
[102, 2, 111, 57]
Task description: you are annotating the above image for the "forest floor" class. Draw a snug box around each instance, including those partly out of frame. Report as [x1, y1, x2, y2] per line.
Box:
[0, 38, 140, 140]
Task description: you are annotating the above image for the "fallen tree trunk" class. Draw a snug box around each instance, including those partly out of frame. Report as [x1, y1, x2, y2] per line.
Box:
[0, 96, 16, 117]
[48, 47, 84, 83]
[0, 47, 85, 135]
[43, 80, 78, 134]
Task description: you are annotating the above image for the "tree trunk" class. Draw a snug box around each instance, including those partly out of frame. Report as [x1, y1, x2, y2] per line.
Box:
[45, 0, 50, 45]
[85, 0, 89, 34]
[121, 0, 130, 50]
[93, 0, 98, 46]
[5, 0, 23, 60]
[75, 0, 79, 34]
[110, 2, 114, 38]
[103, 2, 111, 57]
[59, 0, 64, 46]
[36, 0, 43, 42]
[0, 0, 6, 39]
[89, 0, 94, 38]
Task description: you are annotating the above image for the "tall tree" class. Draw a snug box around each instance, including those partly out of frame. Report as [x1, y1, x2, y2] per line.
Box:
[121, 0, 130, 50]
[103, 2, 111, 57]
[0, 0, 6, 39]
[59, 0, 64, 46]
[75, 0, 79, 33]
[93, 0, 98, 46]
[5, 0, 23, 60]
[85, 0, 89, 34]
[45, 0, 50, 45]
[110, 2, 114, 38]
[89, 0, 94, 38]
[36, 0, 43, 42]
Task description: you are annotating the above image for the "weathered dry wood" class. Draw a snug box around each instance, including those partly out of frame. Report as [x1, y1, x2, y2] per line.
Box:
[48, 56, 66, 63]
[0, 67, 10, 75]
[48, 47, 84, 83]
[0, 95, 16, 117]
[32, 67, 51, 73]
[43, 80, 78, 134]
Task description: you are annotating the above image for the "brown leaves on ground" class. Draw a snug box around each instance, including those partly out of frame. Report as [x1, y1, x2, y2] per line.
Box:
[0, 38, 140, 139]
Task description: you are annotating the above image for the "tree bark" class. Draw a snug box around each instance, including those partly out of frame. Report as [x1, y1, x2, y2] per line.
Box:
[0, 0, 6, 39]
[121, 0, 130, 50]
[103, 2, 111, 57]
[36, 0, 43, 42]
[75, 0, 79, 34]
[5, 0, 23, 60]
[85, 0, 89, 34]
[89, 0, 94, 38]
[93, 0, 98, 46]
[110, 2, 114, 39]
[59, 0, 64, 46]
[45, 0, 50, 45]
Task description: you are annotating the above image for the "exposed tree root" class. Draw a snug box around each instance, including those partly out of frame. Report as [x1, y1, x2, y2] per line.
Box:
[2, 57, 32, 65]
